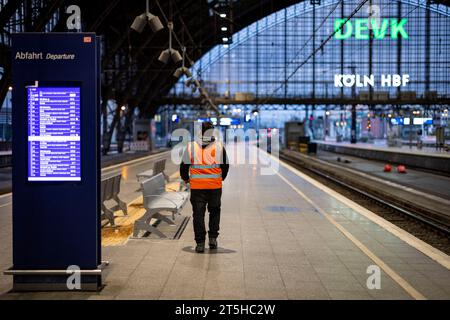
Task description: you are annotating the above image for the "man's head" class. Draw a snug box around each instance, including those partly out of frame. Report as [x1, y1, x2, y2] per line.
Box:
[201, 121, 215, 144]
[202, 121, 214, 135]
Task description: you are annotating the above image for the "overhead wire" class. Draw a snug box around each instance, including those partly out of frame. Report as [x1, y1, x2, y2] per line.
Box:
[259, 0, 371, 104]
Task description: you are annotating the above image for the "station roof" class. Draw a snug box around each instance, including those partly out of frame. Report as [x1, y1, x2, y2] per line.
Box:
[86, 0, 304, 116]
[1, 0, 450, 115]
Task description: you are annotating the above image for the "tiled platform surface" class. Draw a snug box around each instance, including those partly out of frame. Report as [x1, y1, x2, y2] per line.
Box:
[316, 140, 450, 175]
[317, 140, 450, 158]
[316, 150, 450, 200]
[1, 148, 449, 300]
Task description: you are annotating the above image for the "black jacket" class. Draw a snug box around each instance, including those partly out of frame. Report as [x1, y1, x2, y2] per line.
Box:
[180, 142, 229, 183]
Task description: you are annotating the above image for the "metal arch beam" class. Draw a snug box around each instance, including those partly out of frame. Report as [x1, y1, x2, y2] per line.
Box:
[153, 96, 450, 106]
[115, 0, 202, 110]
[189, 0, 450, 61]
[0, 58, 12, 110]
[0, 0, 23, 30]
[111, 63, 162, 152]
[191, 0, 302, 54]
[183, 0, 298, 53]
[101, 60, 165, 154]
[136, 70, 174, 114]
[101, 46, 167, 153]
[67, 0, 192, 108]
[101, 1, 160, 70]
[118, 0, 201, 90]
[137, 1, 212, 111]
[173, 0, 203, 49]
[135, 67, 168, 104]
[140, 69, 219, 119]
[139, 73, 179, 110]
[111, 33, 158, 91]
[124, 0, 209, 110]
[103, 0, 208, 116]
[88, 0, 122, 32]
[1, 0, 65, 109]
[117, 62, 158, 106]
[33, 0, 66, 32]
[102, 30, 131, 70]
[161, 0, 450, 111]
[109, 31, 166, 103]
[0, 0, 21, 107]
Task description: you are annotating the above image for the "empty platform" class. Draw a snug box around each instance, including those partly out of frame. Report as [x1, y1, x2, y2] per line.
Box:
[1, 146, 449, 300]
[316, 150, 450, 201]
[316, 141, 450, 174]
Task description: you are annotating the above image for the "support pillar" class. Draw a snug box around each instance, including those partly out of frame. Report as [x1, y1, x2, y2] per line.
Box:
[351, 105, 357, 144]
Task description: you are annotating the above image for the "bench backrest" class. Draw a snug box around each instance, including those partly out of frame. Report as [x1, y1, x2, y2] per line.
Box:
[101, 173, 121, 202]
[100, 179, 107, 201]
[153, 159, 166, 175]
[112, 174, 122, 195]
[141, 173, 166, 207]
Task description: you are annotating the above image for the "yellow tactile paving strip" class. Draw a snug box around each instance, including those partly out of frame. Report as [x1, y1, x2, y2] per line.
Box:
[101, 172, 182, 246]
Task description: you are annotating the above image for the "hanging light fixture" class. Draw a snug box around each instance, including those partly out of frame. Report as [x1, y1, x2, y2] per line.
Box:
[158, 21, 182, 64]
[184, 78, 200, 93]
[173, 66, 192, 78]
[184, 78, 194, 87]
[130, 0, 164, 33]
[174, 47, 193, 78]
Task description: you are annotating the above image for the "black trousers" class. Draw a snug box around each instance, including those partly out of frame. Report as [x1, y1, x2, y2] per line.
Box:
[190, 189, 222, 244]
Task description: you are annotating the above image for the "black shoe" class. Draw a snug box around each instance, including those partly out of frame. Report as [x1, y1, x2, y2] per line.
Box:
[195, 243, 205, 253]
[209, 238, 218, 249]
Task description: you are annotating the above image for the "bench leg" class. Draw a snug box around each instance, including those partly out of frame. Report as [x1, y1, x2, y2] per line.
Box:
[101, 204, 116, 226]
[163, 172, 170, 182]
[133, 220, 167, 238]
[113, 195, 128, 215]
[154, 212, 175, 225]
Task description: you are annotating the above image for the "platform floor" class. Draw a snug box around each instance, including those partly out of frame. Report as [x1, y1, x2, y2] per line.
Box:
[317, 140, 450, 158]
[316, 151, 450, 201]
[0, 147, 449, 300]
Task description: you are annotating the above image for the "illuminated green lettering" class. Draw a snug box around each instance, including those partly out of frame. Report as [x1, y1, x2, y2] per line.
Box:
[391, 18, 409, 39]
[371, 19, 389, 39]
[355, 19, 369, 40]
[334, 18, 408, 40]
[335, 19, 352, 40]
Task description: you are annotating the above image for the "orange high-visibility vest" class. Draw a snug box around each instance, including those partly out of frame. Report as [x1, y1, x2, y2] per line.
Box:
[188, 141, 222, 189]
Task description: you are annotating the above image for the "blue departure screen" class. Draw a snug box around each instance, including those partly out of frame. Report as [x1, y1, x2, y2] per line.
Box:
[27, 87, 81, 181]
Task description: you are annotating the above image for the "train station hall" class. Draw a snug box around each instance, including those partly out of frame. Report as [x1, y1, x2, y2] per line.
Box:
[0, 0, 449, 309]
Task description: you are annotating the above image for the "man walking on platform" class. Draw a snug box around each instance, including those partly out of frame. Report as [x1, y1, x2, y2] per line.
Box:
[180, 122, 229, 253]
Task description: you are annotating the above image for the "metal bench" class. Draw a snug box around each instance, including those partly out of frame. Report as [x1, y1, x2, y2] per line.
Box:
[136, 158, 169, 182]
[133, 173, 189, 238]
[101, 173, 128, 226]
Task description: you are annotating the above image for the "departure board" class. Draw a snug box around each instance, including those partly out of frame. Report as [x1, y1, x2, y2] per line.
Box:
[27, 87, 81, 181]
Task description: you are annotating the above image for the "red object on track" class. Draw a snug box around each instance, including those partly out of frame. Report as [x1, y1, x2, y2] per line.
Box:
[384, 164, 392, 172]
[397, 165, 407, 174]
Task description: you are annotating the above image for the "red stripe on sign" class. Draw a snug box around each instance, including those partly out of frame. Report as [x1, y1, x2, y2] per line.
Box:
[83, 37, 92, 43]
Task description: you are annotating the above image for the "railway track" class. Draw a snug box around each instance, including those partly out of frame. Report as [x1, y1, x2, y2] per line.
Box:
[280, 151, 450, 256]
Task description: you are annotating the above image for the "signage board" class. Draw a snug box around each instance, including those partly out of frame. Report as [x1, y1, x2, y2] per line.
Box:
[10, 33, 101, 291]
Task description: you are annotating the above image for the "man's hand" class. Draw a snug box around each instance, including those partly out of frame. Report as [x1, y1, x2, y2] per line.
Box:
[181, 180, 190, 191]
